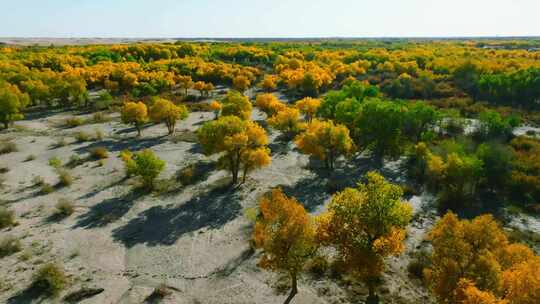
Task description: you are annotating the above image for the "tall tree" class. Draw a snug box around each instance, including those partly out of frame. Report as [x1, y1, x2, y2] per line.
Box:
[318, 172, 412, 303]
[198, 116, 270, 184]
[295, 119, 354, 170]
[253, 188, 317, 304]
[150, 98, 188, 135]
[121, 101, 149, 136]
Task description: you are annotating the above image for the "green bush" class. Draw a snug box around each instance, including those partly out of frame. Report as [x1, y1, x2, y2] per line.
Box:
[48, 157, 62, 168]
[0, 236, 22, 258]
[0, 207, 15, 229]
[121, 149, 165, 190]
[55, 198, 75, 218]
[32, 263, 68, 297]
[94, 91, 113, 110]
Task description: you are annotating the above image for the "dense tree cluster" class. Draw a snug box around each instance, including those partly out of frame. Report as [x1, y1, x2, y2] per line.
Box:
[426, 212, 540, 304]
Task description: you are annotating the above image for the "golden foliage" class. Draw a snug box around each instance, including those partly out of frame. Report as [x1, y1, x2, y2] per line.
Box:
[294, 119, 354, 170]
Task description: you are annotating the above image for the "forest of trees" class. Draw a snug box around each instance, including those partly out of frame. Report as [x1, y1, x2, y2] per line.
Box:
[1, 39, 539, 303]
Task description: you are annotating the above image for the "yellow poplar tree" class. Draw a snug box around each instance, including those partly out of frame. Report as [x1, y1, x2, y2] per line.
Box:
[317, 172, 412, 302]
[295, 119, 354, 170]
[197, 116, 270, 184]
[295, 97, 321, 122]
[121, 101, 148, 136]
[253, 188, 317, 304]
[150, 98, 188, 135]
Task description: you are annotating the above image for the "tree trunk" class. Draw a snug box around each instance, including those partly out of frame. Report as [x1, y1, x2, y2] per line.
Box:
[136, 124, 141, 137]
[283, 272, 298, 304]
[3, 121, 8, 129]
[242, 167, 248, 184]
[167, 121, 175, 135]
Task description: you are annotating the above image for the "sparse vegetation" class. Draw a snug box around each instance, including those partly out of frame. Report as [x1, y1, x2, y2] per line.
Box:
[121, 149, 165, 190]
[89, 146, 109, 159]
[32, 263, 68, 297]
[56, 169, 73, 187]
[48, 157, 62, 168]
[54, 198, 75, 218]
[0, 141, 17, 154]
[63, 116, 84, 128]
[0, 235, 22, 258]
[74, 131, 91, 142]
[0, 207, 16, 229]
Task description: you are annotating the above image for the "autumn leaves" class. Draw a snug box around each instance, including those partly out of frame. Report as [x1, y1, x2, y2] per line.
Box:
[121, 98, 189, 136]
[253, 172, 413, 304]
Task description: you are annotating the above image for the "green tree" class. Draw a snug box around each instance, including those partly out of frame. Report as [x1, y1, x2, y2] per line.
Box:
[121, 149, 165, 190]
[355, 99, 405, 158]
[221, 90, 253, 120]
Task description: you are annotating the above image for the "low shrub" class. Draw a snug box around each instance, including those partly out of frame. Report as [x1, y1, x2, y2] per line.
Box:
[57, 169, 73, 187]
[0, 236, 22, 258]
[63, 117, 84, 128]
[0, 207, 15, 229]
[67, 154, 85, 168]
[177, 165, 195, 185]
[0, 142, 17, 154]
[91, 111, 109, 123]
[74, 131, 91, 142]
[89, 147, 108, 159]
[33, 175, 45, 186]
[32, 263, 68, 297]
[121, 149, 165, 190]
[54, 137, 68, 148]
[40, 183, 55, 194]
[48, 157, 62, 168]
[94, 129, 104, 141]
[55, 198, 75, 218]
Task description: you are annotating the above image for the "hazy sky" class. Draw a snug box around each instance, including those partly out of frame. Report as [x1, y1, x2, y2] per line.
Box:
[1, 0, 538, 37]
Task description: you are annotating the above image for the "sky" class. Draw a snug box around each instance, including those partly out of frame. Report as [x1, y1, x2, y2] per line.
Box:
[1, 0, 539, 38]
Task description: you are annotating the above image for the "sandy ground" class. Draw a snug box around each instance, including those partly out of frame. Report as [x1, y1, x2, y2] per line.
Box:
[5, 100, 538, 304]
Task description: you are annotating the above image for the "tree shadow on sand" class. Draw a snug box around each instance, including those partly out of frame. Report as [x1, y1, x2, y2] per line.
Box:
[7, 284, 46, 304]
[111, 182, 242, 247]
[281, 153, 402, 213]
[73, 189, 145, 229]
[74, 135, 167, 154]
